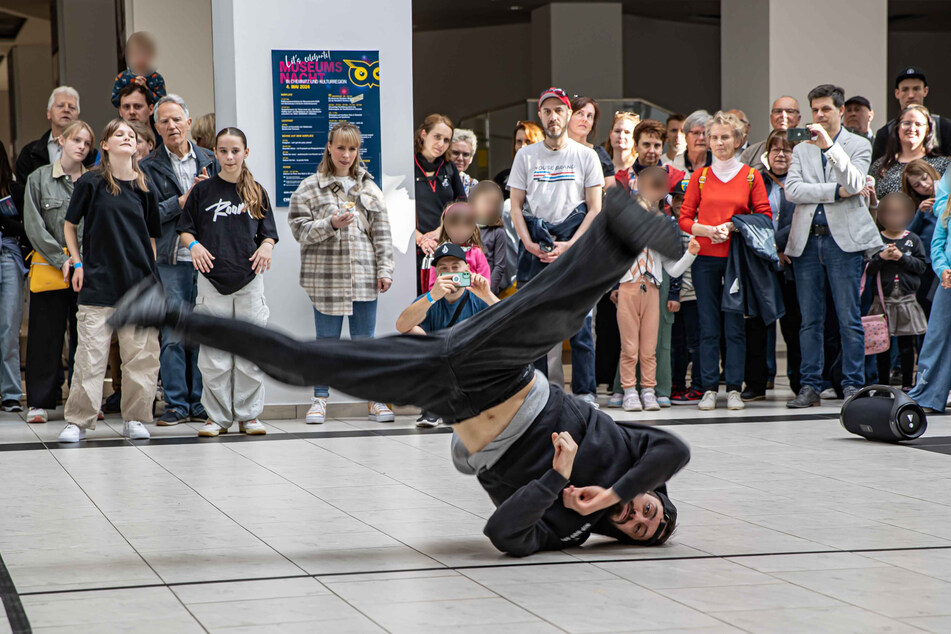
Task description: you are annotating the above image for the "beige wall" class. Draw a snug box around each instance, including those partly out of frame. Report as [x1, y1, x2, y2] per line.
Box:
[56, 0, 118, 134]
[125, 0, 215, 128]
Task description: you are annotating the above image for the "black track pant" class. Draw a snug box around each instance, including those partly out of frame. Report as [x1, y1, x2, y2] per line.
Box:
[171, 190, 682, 423]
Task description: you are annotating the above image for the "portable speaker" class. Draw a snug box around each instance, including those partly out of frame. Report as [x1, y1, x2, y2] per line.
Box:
[839, 385, 927, 442]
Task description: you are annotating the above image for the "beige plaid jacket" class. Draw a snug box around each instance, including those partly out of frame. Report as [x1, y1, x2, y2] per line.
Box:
[287, 166, 394, 316]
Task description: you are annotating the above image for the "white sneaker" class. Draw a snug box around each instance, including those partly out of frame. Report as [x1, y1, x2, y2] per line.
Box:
[698, 391, 717, 410]
[368, 402, 395, 422]
[622, 390, 642, 411]
[239, 419, 266, 435]
[58, 423, 86, 443]
[123, 420, 150, 440]
[306, 397, 327, 424]
[27, 408, 48, 424]
[819, 388, 838, 400]
[198, 421, 227, 437]
[946, 391, 951, 408]
[727, 390, 745, 410]
[607, 393, 623, 408]
[578, 393, 600, 410]
[641, 388, 661, 411]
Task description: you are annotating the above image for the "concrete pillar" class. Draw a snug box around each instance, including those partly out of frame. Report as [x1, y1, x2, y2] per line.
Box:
[8, 45, 53, 154]
[722, 0, 887, 145]
[532, 2, 623, 98]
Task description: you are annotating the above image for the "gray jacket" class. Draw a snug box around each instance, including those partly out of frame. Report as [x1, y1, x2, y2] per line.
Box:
[22, 160, 84, 269]
[739, 139, 768, 168]
[784, 127, 882, 257]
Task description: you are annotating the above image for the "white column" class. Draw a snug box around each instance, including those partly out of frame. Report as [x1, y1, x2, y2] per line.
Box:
[212, 0, 416, 407]
[722, 0, 887, 144]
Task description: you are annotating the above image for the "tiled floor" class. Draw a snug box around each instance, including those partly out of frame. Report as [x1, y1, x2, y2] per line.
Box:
[1, 389, 950, 633]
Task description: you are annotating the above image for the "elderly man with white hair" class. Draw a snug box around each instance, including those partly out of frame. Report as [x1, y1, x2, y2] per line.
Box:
[450, 128, 479, 197]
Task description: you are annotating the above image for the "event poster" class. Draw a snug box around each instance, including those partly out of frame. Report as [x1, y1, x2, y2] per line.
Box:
[271, 49, 381, 205]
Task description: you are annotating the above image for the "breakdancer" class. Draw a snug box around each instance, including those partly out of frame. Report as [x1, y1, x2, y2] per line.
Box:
[108, 187, 691, 556]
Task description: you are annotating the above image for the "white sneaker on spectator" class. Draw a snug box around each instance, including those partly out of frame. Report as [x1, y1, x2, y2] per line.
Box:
[239, 419, 266, 435]
[641, 388, 661, 411]
[123, 420, 150, 440]
[368, 402, 395, 422]
[198, 422, 227, 437]
[607, 393, 623, 408]
[57, 423, 85, 443]
[698, 391, 718, 410]
[727, 390, 745, 410]
[819, 388, 838, 400]
[306, 397, 326, 424]
[27, 408, 48, 424]
[622, 390, 642, 411]
[946, 391, 951, 408]
[578, 393, 600, 409]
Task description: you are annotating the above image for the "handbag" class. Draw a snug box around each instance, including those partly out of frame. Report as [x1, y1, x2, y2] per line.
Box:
[28, 248, 70, 293]
[860, 267, 890, 356]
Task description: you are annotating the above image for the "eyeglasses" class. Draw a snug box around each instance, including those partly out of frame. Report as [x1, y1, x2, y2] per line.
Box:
[768, 148, 793, 155]
[900, 120, 928, 129]
[449, 149, 472, 160]
[771, 108, 800, 116]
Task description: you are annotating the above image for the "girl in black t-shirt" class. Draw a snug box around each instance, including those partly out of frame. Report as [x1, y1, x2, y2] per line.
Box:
[59, 118, 161, 443]
[177, 127, 277, 438]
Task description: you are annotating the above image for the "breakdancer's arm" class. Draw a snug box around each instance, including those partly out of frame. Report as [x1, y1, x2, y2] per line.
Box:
[483, 432, 580, 557]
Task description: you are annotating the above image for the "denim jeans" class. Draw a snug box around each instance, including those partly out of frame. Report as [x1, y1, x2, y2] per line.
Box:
[569, 315, 597, 396]
[691, 255, 745, 392]
[157, 262, 202, 414]
[671, 300, 701, 391]
[908, 285, 951, 411]
[313, 300, 378, 398]
[792, 235, 865, 392]
[0, 249, 25, 401]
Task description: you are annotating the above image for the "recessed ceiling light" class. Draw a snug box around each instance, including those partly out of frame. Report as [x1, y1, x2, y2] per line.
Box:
[510, 5, 523, 10]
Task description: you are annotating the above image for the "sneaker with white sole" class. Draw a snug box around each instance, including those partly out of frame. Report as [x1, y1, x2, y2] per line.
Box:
[123, 420, 150, 440]
[368, 402, 395, 422]
[239, 419, 266, 435]
[727, 390, 745, 410]
[578, 393, 600, 410]
[641, 388, 661, 411]
[58, 423, 86, 443]
[622, 390, 642, 411]
[27, 408, 48, 424]
[306, 397, 326, 424]
[656, 396, 671, 408]
[416, 412, 441, 428]
[819, 387, 838, 400]
[607, 393, 623, 408]
[198, 421, 227, 437]
[698, 391, 718, 410]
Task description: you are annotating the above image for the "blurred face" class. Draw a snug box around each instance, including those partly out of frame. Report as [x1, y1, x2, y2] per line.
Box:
[215, 134, 248, 173]
[908, 171, 935, 197]
[568, 103, 596, 140]
[60, 129, 92, 163]
[899, 109, 929, 150]
[767, 141, 793, 174]
[843, 103, 873, 134]
[119, 91, 152, 123]
[635, 132, 664, 166]
[155, 102, 192, 150]
[708, 124, 736, 161]
[685, 125, 706, 153]
[104, 123, 137, 158]
[127, 42, 154, 74]
[666, 119, 685, 149]
[539, 99, 570, 140]
[609, 493, 663, 541]
[896, 79, 928, 109]
[48, 93, 79, 131]
[611, 119, 635, 155]
[639, 174, 668, 204]
[420, 122, 452, 160]
[444, 208, 476, 244]
[810, 97, 843, 135]
[471, 191, 502, 224]
[877, 200, 913, 232]
[449, 140, 474, 173]
[329, 133, 359, 173]
[770, 97, 801, 131]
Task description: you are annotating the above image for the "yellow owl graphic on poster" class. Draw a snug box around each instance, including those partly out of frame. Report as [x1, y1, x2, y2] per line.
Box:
[343, 59, 380, 88]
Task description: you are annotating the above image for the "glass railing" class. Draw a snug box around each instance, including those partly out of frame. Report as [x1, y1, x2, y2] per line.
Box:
[458, 98, 673, 182]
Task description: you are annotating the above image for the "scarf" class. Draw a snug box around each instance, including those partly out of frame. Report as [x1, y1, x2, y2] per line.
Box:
[415, 152, 441, 173]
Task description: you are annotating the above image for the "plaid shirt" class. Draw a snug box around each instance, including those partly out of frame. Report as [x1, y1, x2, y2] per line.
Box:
[287, 166, 394, 316]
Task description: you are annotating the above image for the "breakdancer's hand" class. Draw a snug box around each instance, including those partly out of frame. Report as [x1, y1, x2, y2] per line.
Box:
[551, 431, 578, 480]
[562, 485, 621, 516]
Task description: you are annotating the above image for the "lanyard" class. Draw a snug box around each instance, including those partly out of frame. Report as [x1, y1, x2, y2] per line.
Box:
[415, 156, 444, 194]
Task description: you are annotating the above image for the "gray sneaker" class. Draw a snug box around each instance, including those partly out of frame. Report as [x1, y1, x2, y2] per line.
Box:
[843, 385, 860, 401]
[578, 393, 600, 410]
[787, 386, 821, 408]
[640, 388, 660, 411]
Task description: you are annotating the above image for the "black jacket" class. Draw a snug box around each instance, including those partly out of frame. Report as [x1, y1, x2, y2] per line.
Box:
[723, 213, 785, 324]
[479, 385, 690, 557]
[14, 130, 96, 213]
[865, 230, 927, 296]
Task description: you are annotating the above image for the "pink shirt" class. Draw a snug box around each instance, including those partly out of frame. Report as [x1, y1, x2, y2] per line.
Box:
[426, 245, 491, 291]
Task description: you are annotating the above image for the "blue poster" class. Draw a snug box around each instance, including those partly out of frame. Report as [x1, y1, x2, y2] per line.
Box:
[271, 50, 381, 206]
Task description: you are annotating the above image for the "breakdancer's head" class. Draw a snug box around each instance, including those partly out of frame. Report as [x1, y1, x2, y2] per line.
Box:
[597, 488, 677, 546]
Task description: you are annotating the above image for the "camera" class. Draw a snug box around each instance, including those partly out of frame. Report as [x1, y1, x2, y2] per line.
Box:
[440, 271, 471, 287]
[786, 127, 815, 142]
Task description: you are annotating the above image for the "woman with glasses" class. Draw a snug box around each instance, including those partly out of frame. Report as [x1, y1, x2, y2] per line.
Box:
[450, 129, 479, 197]
[870, 105, 950, 201]
[672, 110, 713, 178]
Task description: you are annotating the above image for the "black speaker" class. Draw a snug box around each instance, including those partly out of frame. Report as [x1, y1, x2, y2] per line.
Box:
[840, 385, 927, 442]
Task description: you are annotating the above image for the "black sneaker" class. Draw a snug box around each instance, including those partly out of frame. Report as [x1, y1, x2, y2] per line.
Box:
[103, 390, 122, 414]
[1, 399, 23, 412]
[416, 412, 441, 428]
[740, 388, 766, 402]
[157, 408, 188, 426]
[889, 368, 903, 386]
[672, 388, 703, 405]
[786, 386, 821, 409]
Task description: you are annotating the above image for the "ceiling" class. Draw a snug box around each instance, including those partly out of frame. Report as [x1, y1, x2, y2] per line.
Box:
[412, 0, 951, 32]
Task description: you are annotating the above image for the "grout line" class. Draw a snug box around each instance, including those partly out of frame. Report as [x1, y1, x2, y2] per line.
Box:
[0, 551, 30, 633]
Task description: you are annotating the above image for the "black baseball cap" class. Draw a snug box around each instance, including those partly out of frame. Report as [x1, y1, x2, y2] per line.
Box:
[672, 178, 689, 197]
[844, 95, 872, 110]
[895, 67, 928, 88]
[431, 242, 467, 266]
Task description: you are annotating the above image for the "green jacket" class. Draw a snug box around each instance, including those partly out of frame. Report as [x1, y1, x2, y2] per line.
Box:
[22, 160, 85, 270]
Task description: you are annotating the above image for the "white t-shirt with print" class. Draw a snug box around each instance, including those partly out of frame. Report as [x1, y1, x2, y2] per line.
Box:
[508, 138, 604, 224]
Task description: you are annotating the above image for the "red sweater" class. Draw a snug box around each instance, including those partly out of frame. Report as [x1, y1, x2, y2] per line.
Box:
[678, 167, 772, 258]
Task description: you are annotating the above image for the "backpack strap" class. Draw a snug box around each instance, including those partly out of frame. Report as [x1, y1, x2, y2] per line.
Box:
[747, 167, 756, 191]
[698, 167, 709, 192]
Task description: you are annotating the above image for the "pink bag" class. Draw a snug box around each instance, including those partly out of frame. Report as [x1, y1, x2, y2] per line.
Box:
[860, 268, 890, 356]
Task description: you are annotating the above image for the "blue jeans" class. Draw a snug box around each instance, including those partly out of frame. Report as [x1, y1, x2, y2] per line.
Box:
[0, 250, 25, 400]
[157, 262, 202, 414]
[692, 255, 745, 392]
[909, 285, 951, 411]
[792, 235, 865, 391]
[313, 301, 378, 398]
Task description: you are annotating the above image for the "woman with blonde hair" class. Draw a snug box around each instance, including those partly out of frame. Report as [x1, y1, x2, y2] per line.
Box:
[289, 122, 395, 425]
[58, 118, 162, 442]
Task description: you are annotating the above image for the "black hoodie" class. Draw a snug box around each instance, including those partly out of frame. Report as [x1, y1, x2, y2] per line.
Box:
[479, 385, 690, 557]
